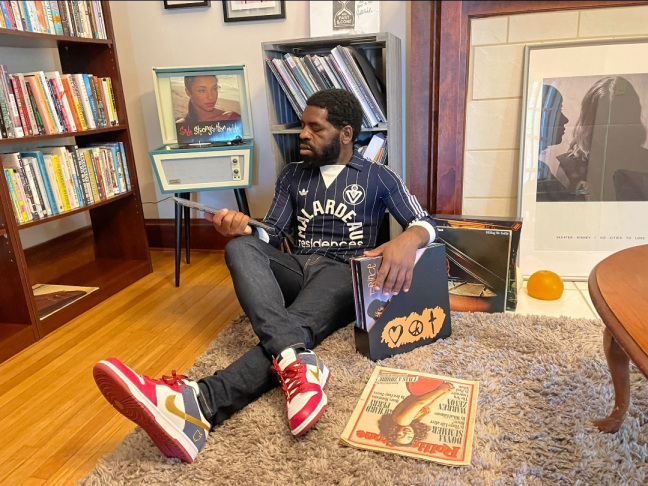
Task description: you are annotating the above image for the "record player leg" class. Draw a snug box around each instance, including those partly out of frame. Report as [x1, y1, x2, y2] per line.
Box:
[183, 192, 191, 265]
[174, 192, 183, 287]
[234, 189, 251, 216]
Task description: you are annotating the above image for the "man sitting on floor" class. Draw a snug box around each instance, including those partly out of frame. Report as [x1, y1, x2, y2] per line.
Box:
[93, 89, 437, 463]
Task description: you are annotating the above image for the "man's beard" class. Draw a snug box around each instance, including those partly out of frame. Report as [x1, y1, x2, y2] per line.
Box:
[301, 136, 341, 169]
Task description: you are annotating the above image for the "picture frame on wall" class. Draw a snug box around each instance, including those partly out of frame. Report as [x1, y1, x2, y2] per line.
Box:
[222, 0, 285, 22]
[517, 37, 648, 280]
[164, 1, 211, 9]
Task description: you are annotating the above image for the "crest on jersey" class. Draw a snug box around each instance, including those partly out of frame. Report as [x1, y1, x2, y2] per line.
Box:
[343, 184, 365, 205]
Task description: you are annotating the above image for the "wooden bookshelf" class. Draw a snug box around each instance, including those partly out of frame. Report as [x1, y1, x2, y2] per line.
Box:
[0, 2, 152, 363]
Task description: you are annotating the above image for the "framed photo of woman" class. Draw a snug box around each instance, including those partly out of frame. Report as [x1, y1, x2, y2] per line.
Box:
[518, 38, 648, 279]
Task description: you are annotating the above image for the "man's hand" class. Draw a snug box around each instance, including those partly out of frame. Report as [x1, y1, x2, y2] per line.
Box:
[363, 226, 430, 295]
[204, 209, 252, 237]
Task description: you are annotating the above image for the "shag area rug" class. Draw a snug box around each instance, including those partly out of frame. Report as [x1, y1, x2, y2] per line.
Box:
[80, 313, 648, 486]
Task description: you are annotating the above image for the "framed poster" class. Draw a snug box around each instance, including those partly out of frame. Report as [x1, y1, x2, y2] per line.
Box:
[518, 38, 648, 279]
[164, 1, 210, 9]
[222, 1, 285, 22]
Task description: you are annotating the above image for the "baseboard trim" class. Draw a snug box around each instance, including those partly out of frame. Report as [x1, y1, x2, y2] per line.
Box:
[145, 219, 232, 251]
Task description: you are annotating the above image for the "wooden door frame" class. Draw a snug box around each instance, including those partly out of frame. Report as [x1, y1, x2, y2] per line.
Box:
[409, 0, 648, 214]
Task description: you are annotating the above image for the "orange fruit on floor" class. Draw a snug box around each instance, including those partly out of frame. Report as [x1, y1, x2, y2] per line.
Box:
[527, 270, 564, 300]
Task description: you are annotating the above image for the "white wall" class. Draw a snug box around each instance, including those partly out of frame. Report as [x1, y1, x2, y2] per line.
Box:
[464, 5, 648, 217]
[110, 0, 407, 220]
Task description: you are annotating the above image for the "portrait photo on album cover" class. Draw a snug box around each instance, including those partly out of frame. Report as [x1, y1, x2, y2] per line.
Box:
[170, 73, 243, 144]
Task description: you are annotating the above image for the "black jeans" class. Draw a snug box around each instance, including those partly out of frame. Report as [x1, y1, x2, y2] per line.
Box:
[197, 236, 356, 427]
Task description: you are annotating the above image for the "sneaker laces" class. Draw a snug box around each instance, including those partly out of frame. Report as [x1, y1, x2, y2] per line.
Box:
[158, 370, 188, 386]
[271, 359, 303, 403]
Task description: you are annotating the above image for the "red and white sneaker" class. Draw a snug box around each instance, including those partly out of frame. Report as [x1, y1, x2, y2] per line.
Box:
[271, 348, 330, 437]
[93, 358, 210, 463]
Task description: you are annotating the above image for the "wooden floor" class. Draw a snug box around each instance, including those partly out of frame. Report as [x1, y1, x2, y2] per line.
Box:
[0, 250, 241, 486]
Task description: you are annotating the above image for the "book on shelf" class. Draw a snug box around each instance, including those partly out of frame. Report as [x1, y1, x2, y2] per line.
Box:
[346, 46, 387, 118]
[358, 133, 386, 163]
[334, 45, 386, 123]
[59, 74, 83, 130]
[3, 168, 25, 222]
[32, 283, 99, 320]
[81, 74, 100, 127]
[9, 168, 31, 222]
[16, 2, 28, 31]
[8, 74, 31, 136]
[0, 2, 13, 29]
[21, 151, 58, 215]
[72, 73, 96, 129]
[340, 366, 479, 466]
[0, 64, 24, 137]
[43, 1, 57, 34]
[22, 155, 48, 217]
[41, 153, 64, 213]
[15, 73, 41, 135]
[8, 2, 22, 31]
[266, 59, 304, 117]
[352, 244, 451, 361]
[50, 150, 74, 210]
[24, 75, 55, 135]
[58, 0, 72, 36]
[89, 74, 108, 128]
[64, 145, 92, 205]
[1, 152, 37, 220]
[433, 215, 523, 311]
[33, 1, 47, 34]
[434, 223, 512, 314]
[24, 70, 63, 133]
[18, 2, 34, 33]
[102, 77, 118, 125]
[63, 74, 89, 130]
[329, 48, 378, 127]
[44, 75, 69, 132]
[0, 69, 16, 138]
[45, 71, 77, 132]
[49, 1, 64, 35]
[283, 53, 317, 98]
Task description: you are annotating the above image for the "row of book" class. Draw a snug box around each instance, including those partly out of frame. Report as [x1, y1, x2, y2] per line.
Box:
[2, 143, 131, 223]
[266, 45, 387, 128]
[0, 1, 107, 39]
[0, 66, 118, 139]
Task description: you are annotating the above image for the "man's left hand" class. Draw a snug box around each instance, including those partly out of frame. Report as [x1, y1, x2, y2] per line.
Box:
[363, 226, 430, 295]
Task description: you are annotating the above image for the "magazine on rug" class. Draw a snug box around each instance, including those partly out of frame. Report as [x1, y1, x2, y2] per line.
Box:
[32, 283, 99, 319]
[340, 366, 479, 466]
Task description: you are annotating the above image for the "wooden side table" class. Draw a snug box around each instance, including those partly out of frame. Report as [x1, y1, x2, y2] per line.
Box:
[588, 244, 648, 432]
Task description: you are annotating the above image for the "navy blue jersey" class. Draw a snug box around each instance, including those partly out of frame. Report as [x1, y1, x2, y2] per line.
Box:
[261, 150, 436, 263]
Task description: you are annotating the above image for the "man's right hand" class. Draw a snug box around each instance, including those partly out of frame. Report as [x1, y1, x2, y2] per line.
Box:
[204, 209, 252, 237]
